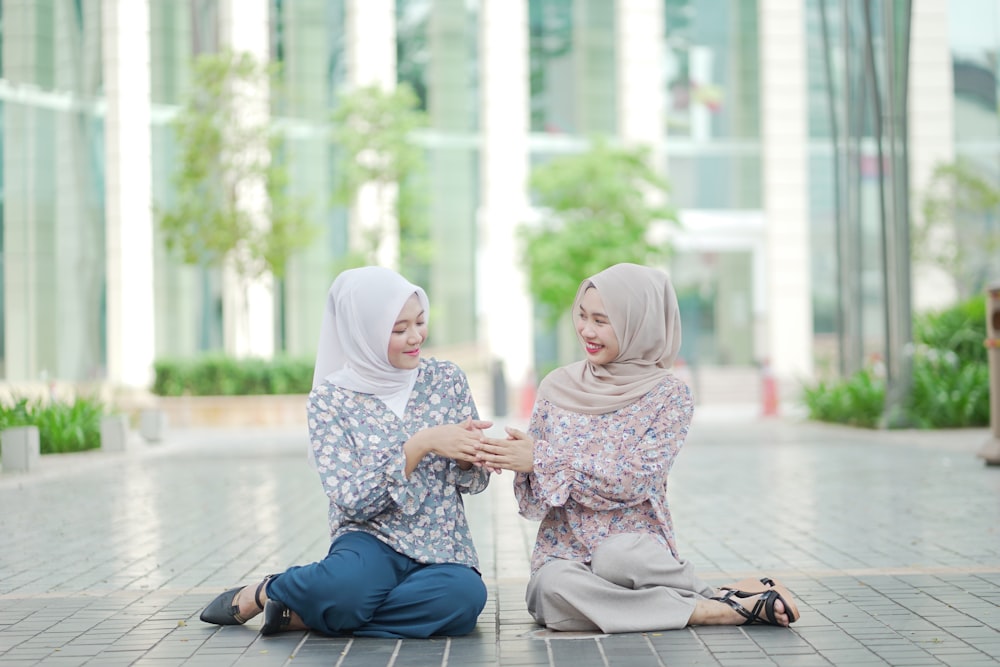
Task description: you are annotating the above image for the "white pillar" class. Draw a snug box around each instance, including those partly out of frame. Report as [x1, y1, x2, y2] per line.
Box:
[103, 0, 156, 387]
[347, 0, 395, 89]
[479, 0, 534, 388]
[616, 0, 665, 161]
[218, 0, 275, 358]
[909, 0, 956, 311]
[759, 0, 813, 379]
[345, 0, 398, 269]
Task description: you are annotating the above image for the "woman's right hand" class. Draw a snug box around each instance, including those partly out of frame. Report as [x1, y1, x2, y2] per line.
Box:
[476, 427, 535, 473]
[403, 418, 489, 475]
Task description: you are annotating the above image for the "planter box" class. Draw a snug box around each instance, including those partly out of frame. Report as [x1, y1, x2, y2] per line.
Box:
[154, 394, 308, 428]
[101, 415, 130, 452]
[1, 426, 40, 473]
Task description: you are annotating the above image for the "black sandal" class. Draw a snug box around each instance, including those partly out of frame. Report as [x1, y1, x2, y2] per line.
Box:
[200, 575, 272, 626]
[711, 587, 798, 626]
[719, 576, 777, 594]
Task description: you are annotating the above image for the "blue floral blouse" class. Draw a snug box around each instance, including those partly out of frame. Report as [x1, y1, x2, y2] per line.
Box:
[307, 358, 489, 569]
[514, 375, 694, 573]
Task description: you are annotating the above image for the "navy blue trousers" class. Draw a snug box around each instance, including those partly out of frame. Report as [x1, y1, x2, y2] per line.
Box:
[266, 531, 487, 638]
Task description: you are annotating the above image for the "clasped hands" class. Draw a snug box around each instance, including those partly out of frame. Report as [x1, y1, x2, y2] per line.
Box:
[471, 421, 535, 474]
[421, 418, 533, 474]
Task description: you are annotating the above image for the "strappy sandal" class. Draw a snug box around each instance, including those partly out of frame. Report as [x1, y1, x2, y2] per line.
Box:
[720, 576, 781, 594]
[711, 586, 800, 626]
[200, 575, 273, 626]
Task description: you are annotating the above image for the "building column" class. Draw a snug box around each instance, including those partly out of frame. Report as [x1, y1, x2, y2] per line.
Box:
[759, 0, 813, 379]
[478, 0, 535, 395]
[616, 0, 665, 161]
[218, 0, 274, 358]
[908, 0, 955, 311]
[103, 0, 156, 388]
[345, 0, 398, 268]
[758, 0, 813, 380]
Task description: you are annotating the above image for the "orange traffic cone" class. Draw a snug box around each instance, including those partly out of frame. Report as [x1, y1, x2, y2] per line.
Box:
[518, 370, 537, 420]
[761, 359, 779, 417]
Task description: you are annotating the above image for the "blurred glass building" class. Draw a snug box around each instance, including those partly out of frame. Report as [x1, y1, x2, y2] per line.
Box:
[0, 0, 990, 402]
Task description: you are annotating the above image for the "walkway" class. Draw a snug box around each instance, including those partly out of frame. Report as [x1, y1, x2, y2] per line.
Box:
[1, 408, 999, 666]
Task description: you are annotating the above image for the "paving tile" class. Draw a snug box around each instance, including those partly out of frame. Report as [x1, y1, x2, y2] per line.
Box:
[0, 421, 998, 666]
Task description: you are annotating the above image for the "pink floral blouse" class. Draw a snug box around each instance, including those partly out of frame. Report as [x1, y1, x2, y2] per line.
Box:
[514, 375, 694, 574]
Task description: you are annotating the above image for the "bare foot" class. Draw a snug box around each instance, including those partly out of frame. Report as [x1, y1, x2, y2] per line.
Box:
[689, 591, 793, 627]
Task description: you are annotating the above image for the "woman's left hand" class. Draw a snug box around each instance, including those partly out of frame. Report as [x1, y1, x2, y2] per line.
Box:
[476, 427, 535, 473]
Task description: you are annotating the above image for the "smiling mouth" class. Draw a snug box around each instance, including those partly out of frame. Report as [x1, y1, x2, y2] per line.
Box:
[404, 349, 420, 356]
[584, 342, 603, 354]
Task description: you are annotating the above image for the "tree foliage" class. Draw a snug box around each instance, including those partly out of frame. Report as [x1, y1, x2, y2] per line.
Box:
[519, 138, 678, 320]
[156, 50, 315, 282]
[915, 157, 1000, 299]
[330, 83, 430, 273]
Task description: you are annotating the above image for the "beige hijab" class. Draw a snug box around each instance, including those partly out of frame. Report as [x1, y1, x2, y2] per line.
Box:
[538, 263, 682, 415]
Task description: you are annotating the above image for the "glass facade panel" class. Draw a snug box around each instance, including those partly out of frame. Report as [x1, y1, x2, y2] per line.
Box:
[950, 0, 1000, 145]
[149, 0, 224, 359]
[664, 0, 761, 210]
[0, 0, 106, 382]
[271, 0, 349, 355]
[665, 149, 761, 209]
[399, 0, 480, 346]
[948, 0, 1000, 295]
[529, 0, 615, 135]
[805, 0, 910, 378]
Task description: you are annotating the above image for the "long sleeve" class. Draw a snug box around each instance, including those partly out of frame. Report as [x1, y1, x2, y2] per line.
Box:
[514, 399, 553, 521]
[447, 370, 491, 495]
[309, 390, 427, 519]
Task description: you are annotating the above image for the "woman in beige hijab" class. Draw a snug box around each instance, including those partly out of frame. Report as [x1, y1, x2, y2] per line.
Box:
[477, 263, 801, 631]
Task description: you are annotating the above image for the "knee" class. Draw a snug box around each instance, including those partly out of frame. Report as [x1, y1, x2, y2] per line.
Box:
[591, 533, 652, 585]
[421, 568, 487, 637]
[591, 534, 644, 569]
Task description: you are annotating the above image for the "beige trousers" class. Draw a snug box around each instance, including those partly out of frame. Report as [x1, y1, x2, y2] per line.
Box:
[526, 533, 716, 633]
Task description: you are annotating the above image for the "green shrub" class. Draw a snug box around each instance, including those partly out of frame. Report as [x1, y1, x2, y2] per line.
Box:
[151, 355, 314, 396]
[912, 297, 986, 365]
[801, 366, 885, 429]
[904, 296, 989, 428]
[0, 395, 109, 455]
[907, 349, 989, 428]
[802, 296, 989, 429]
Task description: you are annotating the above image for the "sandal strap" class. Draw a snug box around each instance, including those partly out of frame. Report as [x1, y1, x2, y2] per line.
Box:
[712, 588, 784, 626]
[254, 575, 273, 609]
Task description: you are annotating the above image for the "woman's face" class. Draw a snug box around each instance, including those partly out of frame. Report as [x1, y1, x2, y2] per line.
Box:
[575, 287, 620, 366]
[387, 293, 427, 370]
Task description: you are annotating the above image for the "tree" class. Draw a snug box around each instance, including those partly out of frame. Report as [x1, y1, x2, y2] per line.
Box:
[915, 158, 1000, 300]
[156, 50, 316, 342]
[330, 83, 430, 277]
[519, 137, 679, 320]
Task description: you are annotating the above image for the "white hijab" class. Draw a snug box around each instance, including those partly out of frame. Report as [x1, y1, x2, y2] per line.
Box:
[312, 266, 430, 418]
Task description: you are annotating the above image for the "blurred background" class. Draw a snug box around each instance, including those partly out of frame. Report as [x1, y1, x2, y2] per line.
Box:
[0, 0, 996, 422]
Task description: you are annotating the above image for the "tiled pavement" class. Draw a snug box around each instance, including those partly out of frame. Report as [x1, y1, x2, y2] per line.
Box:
[1, 409, 999, 666]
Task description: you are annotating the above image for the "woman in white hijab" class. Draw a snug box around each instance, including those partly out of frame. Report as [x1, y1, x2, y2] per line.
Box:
[477, 263, 801, 632]
[201, 266, 492, 638]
